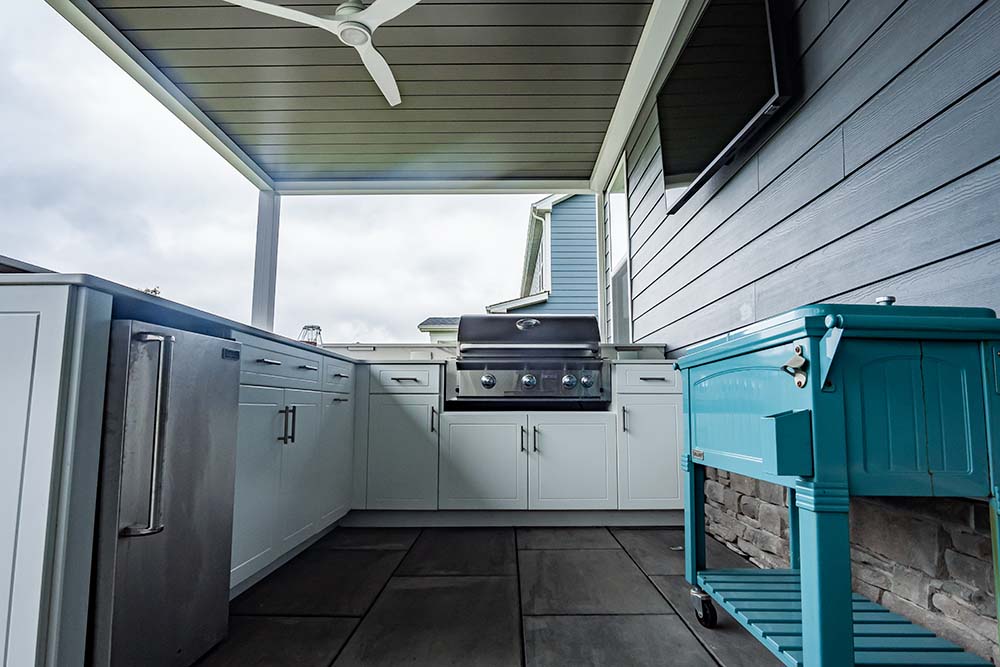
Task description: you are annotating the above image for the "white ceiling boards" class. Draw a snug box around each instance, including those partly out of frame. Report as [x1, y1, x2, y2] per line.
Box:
[50, 0, 675, 193]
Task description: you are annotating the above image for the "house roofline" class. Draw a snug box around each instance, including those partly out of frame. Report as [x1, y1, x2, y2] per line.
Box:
[486, 291, 550, 314]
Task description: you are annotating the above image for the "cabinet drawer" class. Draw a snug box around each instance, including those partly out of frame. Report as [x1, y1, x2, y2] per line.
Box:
[370, 364, 440, 394]
[322, 357, 355, 394]
[233, 332, 322, 390]
[614, 364, 680, 394]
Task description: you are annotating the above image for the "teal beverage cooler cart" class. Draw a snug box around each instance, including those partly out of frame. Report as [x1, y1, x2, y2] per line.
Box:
[676, 299, 1000, 667]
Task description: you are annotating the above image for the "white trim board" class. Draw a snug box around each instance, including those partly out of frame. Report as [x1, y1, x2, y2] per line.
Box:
[275, 179, 594, 196]
[339, 510, 683, 528]
[486, 291, 550, 314]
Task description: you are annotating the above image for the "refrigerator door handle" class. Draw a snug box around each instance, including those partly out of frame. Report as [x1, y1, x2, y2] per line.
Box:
[121, 332, 175, 538]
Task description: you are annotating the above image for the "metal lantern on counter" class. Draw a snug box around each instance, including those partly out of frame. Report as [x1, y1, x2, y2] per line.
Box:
[298, 324, 323, 346]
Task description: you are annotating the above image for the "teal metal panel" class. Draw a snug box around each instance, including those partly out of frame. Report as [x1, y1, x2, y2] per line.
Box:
[687, 342, 808, 486]
[762, 410, 814, 477]
[841, 340, 931, 495]
[921, 342, 990, 496]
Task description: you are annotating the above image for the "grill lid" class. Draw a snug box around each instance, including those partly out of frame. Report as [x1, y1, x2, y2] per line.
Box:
[457, 314, 601, 358]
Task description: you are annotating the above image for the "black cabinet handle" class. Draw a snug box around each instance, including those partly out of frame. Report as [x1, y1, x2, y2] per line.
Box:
[278, 406, 291, 443]
[289, 405, 297, 443]
[533, 426, 539, 452]
[520, 426, 526, 452]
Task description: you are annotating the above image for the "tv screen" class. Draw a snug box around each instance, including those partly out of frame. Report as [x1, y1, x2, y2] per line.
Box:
[658, 0, 793, 214]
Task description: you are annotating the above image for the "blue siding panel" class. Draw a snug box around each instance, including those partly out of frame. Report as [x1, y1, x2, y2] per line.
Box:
[512, 194, 600, 316]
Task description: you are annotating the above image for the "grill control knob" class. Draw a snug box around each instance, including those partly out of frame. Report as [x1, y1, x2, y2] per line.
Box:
[579, 374, 595, 388]
[481, 374, 497, 389]
[521, 374, 538, 389]
[561, 374, 578, 389]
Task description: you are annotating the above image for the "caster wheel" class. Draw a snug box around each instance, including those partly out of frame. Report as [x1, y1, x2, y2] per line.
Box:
[695, 599, 718, 629]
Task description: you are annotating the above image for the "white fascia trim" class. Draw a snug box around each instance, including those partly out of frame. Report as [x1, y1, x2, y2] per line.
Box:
[589, 0, 690, 192]
[275, 179, 593, 196]
[46, 0, 274, 191]
[417, 325, 459, 332]
[486, 291, 550, 314]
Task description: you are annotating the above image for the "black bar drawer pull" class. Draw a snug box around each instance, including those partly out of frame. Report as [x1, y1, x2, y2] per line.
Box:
[639, 376, 668, 381]
[392, 376, 421, 382]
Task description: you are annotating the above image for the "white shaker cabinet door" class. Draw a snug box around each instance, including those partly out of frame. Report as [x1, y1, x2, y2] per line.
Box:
[277, 389, 323, 551]
[231, 385, 284, 587]
[367, 393, 440, 510]
[528, 413, 617, 510]
[317, 392, 354, 528]
[439, 413, 528, 510]
[617, 394, 683, 509]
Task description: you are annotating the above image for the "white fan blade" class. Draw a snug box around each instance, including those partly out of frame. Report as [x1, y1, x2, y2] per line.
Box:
[354, 0, 421, 30]
[221, 0, 336, 31]
[354, 42, 401, 106]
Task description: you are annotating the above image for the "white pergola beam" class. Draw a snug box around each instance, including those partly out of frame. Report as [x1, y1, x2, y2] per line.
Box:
[274, 179, 594, 196]
[251, 191, 281, 331]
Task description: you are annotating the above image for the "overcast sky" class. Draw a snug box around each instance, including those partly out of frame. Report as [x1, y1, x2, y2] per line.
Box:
[0, 1, 539, 342]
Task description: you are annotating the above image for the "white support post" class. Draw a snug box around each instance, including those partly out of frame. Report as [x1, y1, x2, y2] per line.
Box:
[251, 190, 281, 331]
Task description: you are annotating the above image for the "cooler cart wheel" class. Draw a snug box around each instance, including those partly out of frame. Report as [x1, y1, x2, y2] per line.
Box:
[690, 588, 718, 629]
[696, 599, 718, 628]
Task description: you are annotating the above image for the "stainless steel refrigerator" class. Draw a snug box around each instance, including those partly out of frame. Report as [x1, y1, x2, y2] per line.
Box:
[89, 320, 241, 666]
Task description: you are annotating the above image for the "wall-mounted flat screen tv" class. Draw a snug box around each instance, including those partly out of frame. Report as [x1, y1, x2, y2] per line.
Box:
[658, 0, 794, 214]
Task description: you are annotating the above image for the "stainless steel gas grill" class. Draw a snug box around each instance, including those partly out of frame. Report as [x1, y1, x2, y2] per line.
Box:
[445, 314, 609, 409]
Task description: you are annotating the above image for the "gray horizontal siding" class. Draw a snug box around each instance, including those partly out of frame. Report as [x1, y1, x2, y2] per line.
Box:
[625, 0, 1000, 351]
[522, 195, 599, 316]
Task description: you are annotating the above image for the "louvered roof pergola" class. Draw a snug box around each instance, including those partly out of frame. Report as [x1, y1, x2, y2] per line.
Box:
[48, 0, 690, 194]
[45, 0, 692, 330]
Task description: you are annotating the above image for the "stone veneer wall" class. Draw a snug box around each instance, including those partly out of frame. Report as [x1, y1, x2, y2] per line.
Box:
[704, 468, 998, 663]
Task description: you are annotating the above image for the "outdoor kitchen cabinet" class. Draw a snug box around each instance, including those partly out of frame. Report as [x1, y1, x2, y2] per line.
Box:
[528, 413, 618, 510]
[439, 413, 529, 510]
[614, 364, 684, 510]
[438, 411, 617, 510]
[366, 393, 440, 510]
[317, 391, 354, 527]
[276, 389, 323, 552]
[230, 333, 356, 588]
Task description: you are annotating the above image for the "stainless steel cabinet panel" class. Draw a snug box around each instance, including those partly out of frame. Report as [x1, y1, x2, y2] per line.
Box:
[439, 413, 529, 510]
[367, 393, 440, 509]
[528, 413, 617, 510]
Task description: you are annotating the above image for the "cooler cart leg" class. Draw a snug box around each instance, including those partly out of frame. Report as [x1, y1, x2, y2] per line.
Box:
[796, 482, 854, 667]
[787, 488, 800, 569]
[683, 455, 706, 584]
[683, 456, 717, 627]
[990, 498, 1000, 643]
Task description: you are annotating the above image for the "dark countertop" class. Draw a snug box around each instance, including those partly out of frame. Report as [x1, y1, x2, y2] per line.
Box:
[0, 273, 358, 362]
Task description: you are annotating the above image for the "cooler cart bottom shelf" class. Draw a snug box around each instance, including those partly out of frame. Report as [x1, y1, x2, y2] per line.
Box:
[695, 569, 991, 667]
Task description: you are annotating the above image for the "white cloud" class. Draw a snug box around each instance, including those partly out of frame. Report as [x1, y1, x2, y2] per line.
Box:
[0, 1, 541, 341]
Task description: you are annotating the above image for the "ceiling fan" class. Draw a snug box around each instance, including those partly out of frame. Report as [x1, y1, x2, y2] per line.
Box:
[220, 0, 421, 106]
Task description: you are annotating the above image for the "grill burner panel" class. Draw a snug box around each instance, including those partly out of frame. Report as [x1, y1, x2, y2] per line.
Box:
[447, 314, 609, 406]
